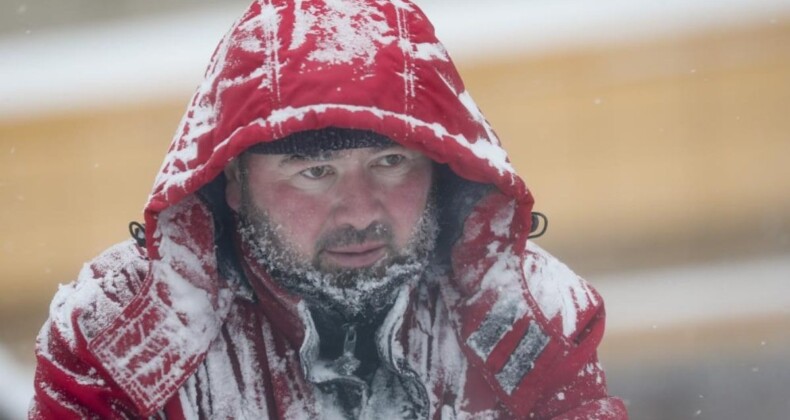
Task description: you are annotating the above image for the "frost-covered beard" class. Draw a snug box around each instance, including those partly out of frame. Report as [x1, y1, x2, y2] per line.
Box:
[237, 190, 439, 322]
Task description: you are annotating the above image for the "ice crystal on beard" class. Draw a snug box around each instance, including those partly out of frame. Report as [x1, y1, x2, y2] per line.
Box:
[238, 197, 439, 321]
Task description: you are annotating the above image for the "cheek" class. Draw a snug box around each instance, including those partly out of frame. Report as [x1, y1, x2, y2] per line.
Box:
[250, 184, 329, 255]
[384, 169, 433, 245]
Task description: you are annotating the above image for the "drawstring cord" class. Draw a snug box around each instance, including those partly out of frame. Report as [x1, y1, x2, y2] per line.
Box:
[529, 212, 548, 239]
[342, 323, 358, 356]
[129, 221, 146, 247]
[328, 323, 361, 376]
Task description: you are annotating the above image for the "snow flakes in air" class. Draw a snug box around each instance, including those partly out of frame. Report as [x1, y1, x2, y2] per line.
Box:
[524, 242, 598, 337]
[307, 0, 396, 66]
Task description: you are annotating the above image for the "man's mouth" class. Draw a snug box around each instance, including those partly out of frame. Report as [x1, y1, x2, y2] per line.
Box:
[321, 243, 388, 268]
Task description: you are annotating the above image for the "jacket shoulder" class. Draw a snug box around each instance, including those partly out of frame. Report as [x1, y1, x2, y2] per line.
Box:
[47, 239, 149, 348]
[523, 242, 602, 339]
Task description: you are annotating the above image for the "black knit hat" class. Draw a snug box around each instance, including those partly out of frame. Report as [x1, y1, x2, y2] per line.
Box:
[247, 127, 395, 155]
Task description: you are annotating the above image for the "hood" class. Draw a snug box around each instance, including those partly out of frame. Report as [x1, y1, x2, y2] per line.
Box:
[90, 2, 538, 414]
[144, 0, 534, 260]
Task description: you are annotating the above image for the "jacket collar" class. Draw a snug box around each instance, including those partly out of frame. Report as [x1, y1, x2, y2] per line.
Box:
[88, 196, 241, 416]
[236, 225, 420, 383]
[86, 191, 422, 416]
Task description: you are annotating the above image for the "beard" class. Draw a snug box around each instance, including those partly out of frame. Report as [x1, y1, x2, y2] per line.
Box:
[237, 190, 439, 322]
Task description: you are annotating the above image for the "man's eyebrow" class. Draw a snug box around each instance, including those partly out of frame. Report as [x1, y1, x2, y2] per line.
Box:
[275, 144, 408, 166]
[371, 144, 409, 154]
[277, 151, 337, 166]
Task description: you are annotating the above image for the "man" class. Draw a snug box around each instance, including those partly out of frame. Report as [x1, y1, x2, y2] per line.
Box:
[31, 0, 627, 418]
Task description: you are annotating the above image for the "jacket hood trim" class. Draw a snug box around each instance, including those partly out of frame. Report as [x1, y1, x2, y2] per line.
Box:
[144, 103, 532, 261]
[144, 0, 535, 260]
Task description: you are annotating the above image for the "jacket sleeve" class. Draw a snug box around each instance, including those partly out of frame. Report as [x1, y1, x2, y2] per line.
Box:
[445, 192, 628, 419]
[533, 353, 628, 420]
[29, 241, 150, 419]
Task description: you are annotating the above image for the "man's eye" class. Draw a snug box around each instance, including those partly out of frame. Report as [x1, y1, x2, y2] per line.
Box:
[300, 165, 333, 179]
[377, 154, 406, 167]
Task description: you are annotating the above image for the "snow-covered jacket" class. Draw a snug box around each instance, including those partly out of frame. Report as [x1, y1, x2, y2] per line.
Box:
[30, 0, 627, 418]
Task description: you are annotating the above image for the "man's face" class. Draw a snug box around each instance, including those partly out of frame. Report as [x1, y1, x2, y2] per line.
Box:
[226, 145, 438, 319]
[225, 142, 437, 318]
[226, 143, 435, 278]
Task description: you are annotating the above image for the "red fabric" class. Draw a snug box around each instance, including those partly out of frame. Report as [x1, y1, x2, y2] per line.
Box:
[31, 0, 626, 418]
[31, 219, 626, 419]
[144, 0, 531, 252]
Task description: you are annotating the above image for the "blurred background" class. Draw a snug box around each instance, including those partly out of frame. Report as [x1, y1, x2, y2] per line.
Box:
[1, 0, 789, 418]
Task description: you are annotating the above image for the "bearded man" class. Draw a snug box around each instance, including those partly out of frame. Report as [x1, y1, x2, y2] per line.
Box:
[30, 0, 627, 418]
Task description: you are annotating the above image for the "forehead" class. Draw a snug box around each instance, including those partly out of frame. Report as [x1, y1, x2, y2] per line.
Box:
[245, 144, 411, 168]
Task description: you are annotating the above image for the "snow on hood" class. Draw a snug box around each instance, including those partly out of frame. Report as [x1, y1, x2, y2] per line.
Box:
[143, 0, 534, 259]
[81, 3, 543, 413]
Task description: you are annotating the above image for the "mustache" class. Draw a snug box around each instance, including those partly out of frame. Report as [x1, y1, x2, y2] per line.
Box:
[315, 222, 394, 252]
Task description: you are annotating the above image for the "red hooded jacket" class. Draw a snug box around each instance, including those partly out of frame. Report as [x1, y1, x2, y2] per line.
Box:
[30, 0, 627, 418]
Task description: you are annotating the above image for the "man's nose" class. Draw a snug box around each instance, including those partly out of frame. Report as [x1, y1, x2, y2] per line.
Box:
[332, 171, 384, 230]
